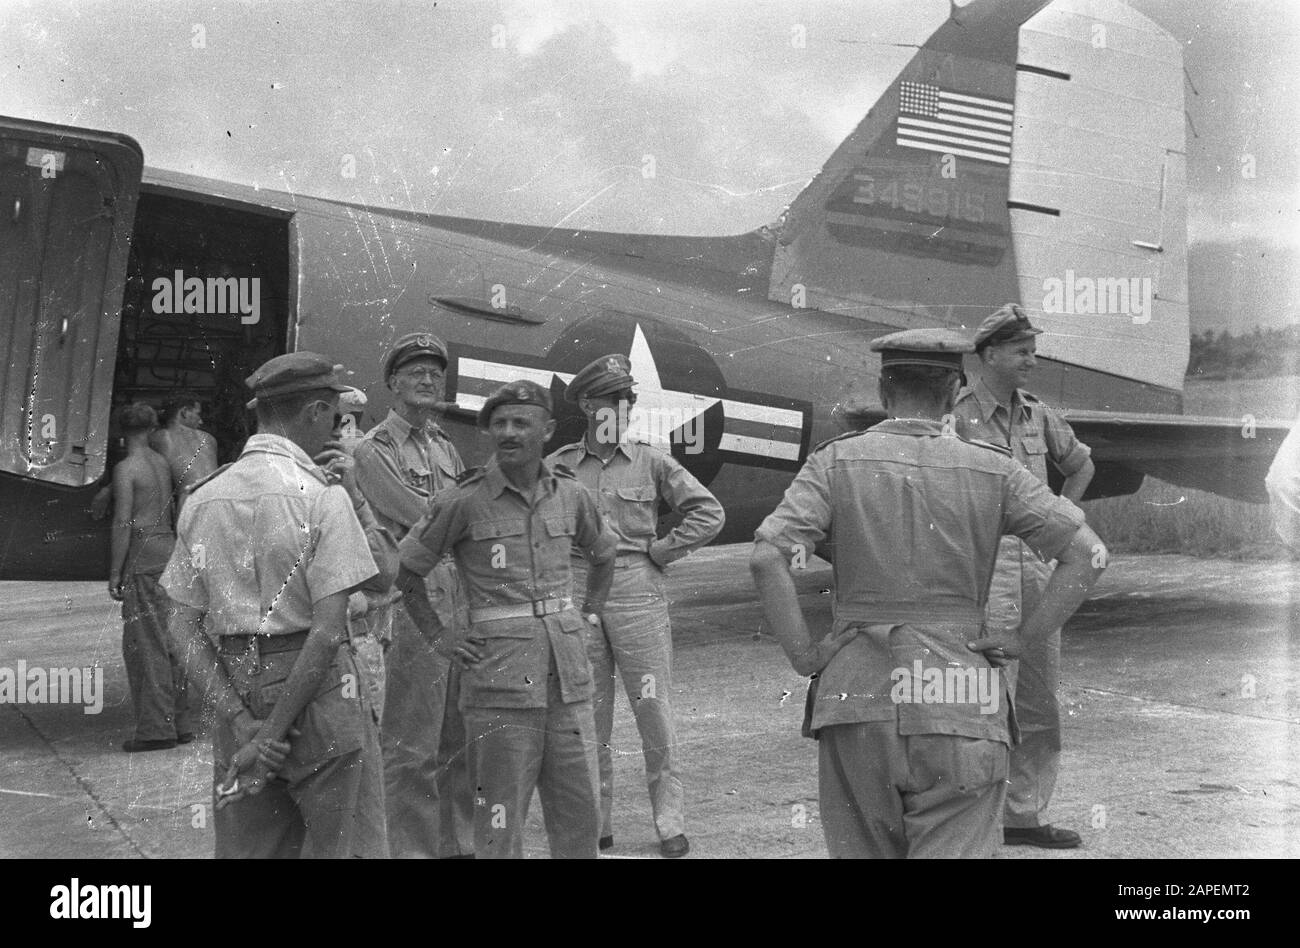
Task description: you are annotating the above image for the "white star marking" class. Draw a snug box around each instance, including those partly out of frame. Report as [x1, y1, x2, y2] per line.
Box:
[453, 322, 805, 460]
[624, 324, 718, 448]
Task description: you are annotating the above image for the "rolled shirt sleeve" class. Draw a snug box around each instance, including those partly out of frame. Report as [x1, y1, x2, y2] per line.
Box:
[1041, 404, 1092, 478]
[753, 450, 832, 559]
[307, 486, 380, 601]
[1000, 461, 1087, 563]
[648, 454, 725, 566]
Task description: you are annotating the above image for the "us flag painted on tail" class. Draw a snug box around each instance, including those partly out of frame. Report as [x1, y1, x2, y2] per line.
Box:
[895, 81, 1013, 166]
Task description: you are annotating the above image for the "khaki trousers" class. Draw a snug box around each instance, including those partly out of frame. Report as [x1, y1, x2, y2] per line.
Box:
[987, 536, 1062, 828]
[212, 640, 387, 859]
[381, 567, 475, 857]
[579, 559, 684, 841]
[121, 570, 192, 742]
[462, 668, 600, 859]
[818, 721, 1008, 859]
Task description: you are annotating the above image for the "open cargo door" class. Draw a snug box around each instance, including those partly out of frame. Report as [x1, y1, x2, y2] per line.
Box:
[0, 116, 142, 486]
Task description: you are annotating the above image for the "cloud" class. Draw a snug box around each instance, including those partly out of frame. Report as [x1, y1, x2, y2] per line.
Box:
[502, 0, 585, 57]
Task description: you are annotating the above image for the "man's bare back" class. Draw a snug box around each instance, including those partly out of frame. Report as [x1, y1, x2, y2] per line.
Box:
[109, 446, 175, 597]
[116, 450, 174, 535]
[151, 424, 218, 495]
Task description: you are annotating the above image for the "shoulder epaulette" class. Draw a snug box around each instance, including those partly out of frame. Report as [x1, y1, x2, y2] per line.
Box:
[454, 466, 484, 485]
[810, 429, 868, 454]
[184, 462, 233, 494]
[959, 436, 1013, 457]
[552, 462, 577, 478]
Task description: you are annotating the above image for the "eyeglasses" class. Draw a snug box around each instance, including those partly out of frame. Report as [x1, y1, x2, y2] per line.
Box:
[397, 367, 444, 381]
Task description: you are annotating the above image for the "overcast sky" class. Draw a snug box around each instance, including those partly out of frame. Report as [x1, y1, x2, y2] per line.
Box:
[2, 0, 1297, 332]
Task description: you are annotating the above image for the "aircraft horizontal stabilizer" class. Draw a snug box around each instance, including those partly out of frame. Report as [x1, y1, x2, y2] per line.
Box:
[1061, 410, 1290, 503]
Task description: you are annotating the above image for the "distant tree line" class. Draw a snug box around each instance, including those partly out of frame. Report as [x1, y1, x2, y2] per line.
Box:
[1187, 324, 1300, 380]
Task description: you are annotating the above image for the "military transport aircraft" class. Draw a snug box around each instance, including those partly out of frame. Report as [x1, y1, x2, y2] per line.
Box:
[0, 0, 1288, 580]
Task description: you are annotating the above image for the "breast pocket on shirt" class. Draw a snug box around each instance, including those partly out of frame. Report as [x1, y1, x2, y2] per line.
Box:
[435, 460, 459, 487]
[469, 518, 527, 569]
[1019, 433, 1048, 458]
[470, 518, 527, 541]
[544, 514, 577, 538]
[536, 512, 571, 554]
[613, 485, 658, 538]
[404, 460, 433, 492]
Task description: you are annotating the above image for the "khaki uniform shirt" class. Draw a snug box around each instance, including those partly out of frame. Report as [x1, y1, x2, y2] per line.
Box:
[952, 376, 1091, 484]
[398, 459, 617, 708]
[354, 408, 464, 629]
[546, 439, 724, 565]
[754, 419, 1085, 740]
[160, 433, 379, 636]
[353, 409, 463, 540]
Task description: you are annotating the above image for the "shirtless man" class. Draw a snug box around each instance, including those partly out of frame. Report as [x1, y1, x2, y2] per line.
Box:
[90, 391, 217, 521]
[109, 403, 193, 752]
[150, 391, 218, 510]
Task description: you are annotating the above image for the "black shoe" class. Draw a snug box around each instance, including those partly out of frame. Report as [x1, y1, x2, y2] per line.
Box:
[1003, 825, 1081, 849]
[599, 835, 614, 851]
[660, 834, 689, 858]
[176, 732, 196, 745]
[122, 738, 177, 753]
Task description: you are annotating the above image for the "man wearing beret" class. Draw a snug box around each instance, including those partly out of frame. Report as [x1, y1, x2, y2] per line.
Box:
[750, 329, 1106, 857]
[953, 304, 1096, 850]
[353, 332, 474, 858]
[160, 352, 391, 857]
[396, 380, 618, 858]
[548, 354, 724, 858]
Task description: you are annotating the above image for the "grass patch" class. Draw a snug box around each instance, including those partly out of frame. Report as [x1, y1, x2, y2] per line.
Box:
[1082, 478, 1285, 559]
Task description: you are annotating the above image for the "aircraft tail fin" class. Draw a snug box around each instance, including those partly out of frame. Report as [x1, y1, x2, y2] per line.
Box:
[768, 0, 1189, 393]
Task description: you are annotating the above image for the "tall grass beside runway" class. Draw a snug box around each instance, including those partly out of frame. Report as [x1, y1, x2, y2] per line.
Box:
[1080, 373, 1299, 558]
[1082, 479, 1284, 559]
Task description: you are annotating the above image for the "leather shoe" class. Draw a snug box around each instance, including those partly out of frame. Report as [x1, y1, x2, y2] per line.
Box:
[1003, 825, 1081, 849]
[599, 835, 614, 851]
[177, 732, 196, 745]
[122, 738, 177, 753]
[660, 834, 689, 858]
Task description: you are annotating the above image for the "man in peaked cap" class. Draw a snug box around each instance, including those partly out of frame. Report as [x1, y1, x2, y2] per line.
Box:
[750, 328, 1105, 858]
[547, 353, 723, 858]
[953, 304, 1096, 850]
[395, 378, 619, 857]
[160, 351, 391, 857]
[353, 331, 475, 858]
